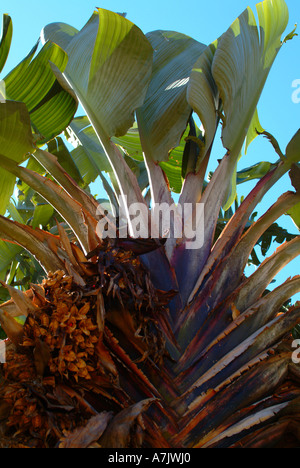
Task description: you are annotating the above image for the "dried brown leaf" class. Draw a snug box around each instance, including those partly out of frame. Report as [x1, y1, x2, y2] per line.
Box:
[96, 291, 105, 334]
[95, 335, 118, 378]
[0, 281, 38, 317]
[0, 311, 24, 345]
[99, 399, 155, 448]
[59, 412, 113, 448]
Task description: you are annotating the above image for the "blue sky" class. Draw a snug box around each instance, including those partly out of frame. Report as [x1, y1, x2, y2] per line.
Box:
[1, 0, 299, 300]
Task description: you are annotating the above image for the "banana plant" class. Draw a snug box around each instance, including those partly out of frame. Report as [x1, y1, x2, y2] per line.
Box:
[0, 0, 300, 449]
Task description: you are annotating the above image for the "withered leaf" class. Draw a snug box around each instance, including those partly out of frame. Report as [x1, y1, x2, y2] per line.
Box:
[231, 303, 241, 320]
[289, 164, 300, 193]
[26, 384, 74, 412]
[0, 281, 38, 317]
[95, 335, 118, 378]
[96, 291, 105, 333]
[99, 399, 155, 448]
[58, 411, 113, 448]
[0, 311, 24, 345]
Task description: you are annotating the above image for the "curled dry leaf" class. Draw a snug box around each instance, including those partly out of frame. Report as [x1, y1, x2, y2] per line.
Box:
[99, 398, 156, 448]
[58, 411, 113, 448]
[0, 281, 38, 317]
[0, 311, 24, 346]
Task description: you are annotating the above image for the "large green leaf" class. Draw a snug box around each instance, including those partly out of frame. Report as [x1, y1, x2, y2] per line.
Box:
[187, 40, 220, 165]
[50, 9, 153, 139]
[135, 31, 206, 216]
[136, 30, 206, 164]
[4, 40, 77, 143]
[40, 21, 79, 50]
[179, 40, 220, 210]
[0, 100, 34, 215]
[43, 10, 153, 213]
[212, 0, 289, 159]
[0, 14, 12, 73]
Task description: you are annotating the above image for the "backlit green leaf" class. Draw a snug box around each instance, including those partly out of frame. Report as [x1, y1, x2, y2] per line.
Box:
[0, 14, 12, 73]
[61, 9, 153, 139]
[187, 40, 220, 165]
[0, 100, 34, 215]
[31, 204, 54, 229]
[212, 0, 289, 159]
[4, 40, 77, 143]
[136, 30, 206, 163]
[286, 129, 300, 164]
[287, 202, 300, 231]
